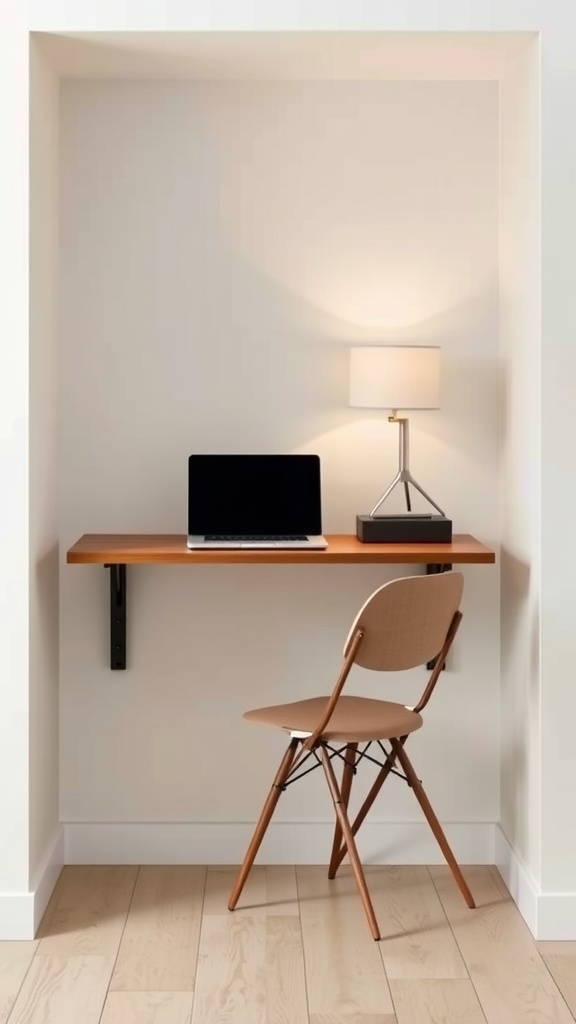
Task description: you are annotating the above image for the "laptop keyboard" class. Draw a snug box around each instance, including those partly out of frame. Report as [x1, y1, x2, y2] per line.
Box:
[205, 534, 307, 542]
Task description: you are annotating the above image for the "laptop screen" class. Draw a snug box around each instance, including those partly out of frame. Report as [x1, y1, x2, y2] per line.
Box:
[188, 454, 323, 536]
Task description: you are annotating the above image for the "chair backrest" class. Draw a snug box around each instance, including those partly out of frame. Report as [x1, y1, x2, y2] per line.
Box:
[302, 571, 464, 750]
[344, 571, 464, 671]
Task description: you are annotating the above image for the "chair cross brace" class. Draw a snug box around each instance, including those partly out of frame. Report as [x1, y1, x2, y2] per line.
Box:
[280, 738, 410, 790]
[354, 741, 409, 783]
[281, 746, 322, 788]
[282, 740, 358, 789]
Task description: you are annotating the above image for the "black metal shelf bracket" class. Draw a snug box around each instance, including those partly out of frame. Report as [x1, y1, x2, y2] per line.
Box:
[105, 564, 127, 670]
[426, 562, 453, 575]
[426, 563, 453, 670]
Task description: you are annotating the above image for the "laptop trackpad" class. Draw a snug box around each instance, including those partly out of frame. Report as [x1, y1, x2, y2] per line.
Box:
[240, 541, 278, 548]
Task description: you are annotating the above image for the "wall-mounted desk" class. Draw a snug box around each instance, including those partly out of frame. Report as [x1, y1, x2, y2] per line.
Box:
[67, 533, 496, 669]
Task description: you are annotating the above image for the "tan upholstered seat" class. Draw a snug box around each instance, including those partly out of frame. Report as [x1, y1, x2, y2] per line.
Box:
[228, 570, 475, 941]
[244, 695, 423, 742]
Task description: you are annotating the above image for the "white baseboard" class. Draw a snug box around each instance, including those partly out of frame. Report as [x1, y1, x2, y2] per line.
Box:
[0, 892, 35, 941]
[0, 827, 64, 940]
[32, 826, 64, 934]
[495, 826, 576, 939]
[65, 820, 495, 866]
[537, 891, 576, 940]
[495, 825, 539, 935]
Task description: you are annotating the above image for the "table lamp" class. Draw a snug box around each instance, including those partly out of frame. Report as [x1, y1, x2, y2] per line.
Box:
[349, 345, 451, 543]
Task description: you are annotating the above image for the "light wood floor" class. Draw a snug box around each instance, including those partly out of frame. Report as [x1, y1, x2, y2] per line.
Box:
[1, 864, 575, 1024]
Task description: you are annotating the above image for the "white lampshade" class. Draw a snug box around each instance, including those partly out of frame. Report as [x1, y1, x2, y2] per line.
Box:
[349, 346, 441, 410]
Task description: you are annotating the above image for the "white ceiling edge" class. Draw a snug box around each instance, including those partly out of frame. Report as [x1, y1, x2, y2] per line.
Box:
[36, 30, 536, 81]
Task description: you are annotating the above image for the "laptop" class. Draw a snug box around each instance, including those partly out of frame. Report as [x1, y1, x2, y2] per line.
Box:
[187, 454, 328, 549]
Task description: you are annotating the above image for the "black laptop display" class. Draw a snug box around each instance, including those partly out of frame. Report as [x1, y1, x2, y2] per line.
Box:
[187, 454, 327, 549]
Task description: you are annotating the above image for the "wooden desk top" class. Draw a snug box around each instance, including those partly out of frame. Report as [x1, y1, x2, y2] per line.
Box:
[67, 533, 495, 565]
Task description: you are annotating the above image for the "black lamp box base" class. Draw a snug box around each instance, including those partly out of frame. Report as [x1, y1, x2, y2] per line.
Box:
[356, 514, 453, 544]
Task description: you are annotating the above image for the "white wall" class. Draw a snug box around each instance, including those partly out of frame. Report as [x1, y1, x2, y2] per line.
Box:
[29, 38, 61, 889]
[59, 80, 500, 848]
[539, 53, 576, 898]
[498, 26, 576, 929]
[0, 16, 62, 940]
[498, 42, 541, 885]
[0, 4, 31, 913]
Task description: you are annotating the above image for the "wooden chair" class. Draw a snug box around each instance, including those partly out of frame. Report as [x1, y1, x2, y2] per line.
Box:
[228, 570, 475, 940]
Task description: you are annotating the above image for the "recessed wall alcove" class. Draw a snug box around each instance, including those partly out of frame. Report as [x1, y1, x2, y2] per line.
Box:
[8, 15, 571, 940]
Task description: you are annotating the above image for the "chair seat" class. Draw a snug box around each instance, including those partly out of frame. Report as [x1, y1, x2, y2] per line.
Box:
[243, 695, 423, 742]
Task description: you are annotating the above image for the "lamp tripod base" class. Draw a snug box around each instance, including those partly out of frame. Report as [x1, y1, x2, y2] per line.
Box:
[356, 414, 452, 543]
[370, 467, 445, 518]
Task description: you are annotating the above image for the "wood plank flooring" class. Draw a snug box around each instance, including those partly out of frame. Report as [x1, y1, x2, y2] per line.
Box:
[1, 865, 574, 1024]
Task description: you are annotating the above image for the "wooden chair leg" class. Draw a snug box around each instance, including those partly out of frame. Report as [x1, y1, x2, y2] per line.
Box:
[321, 746, 381, 941]
[228, 737, 300, 911]
[331, 740, 403, 876]
[328, 743, 357, 879]
[390, 738, 476, 909]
